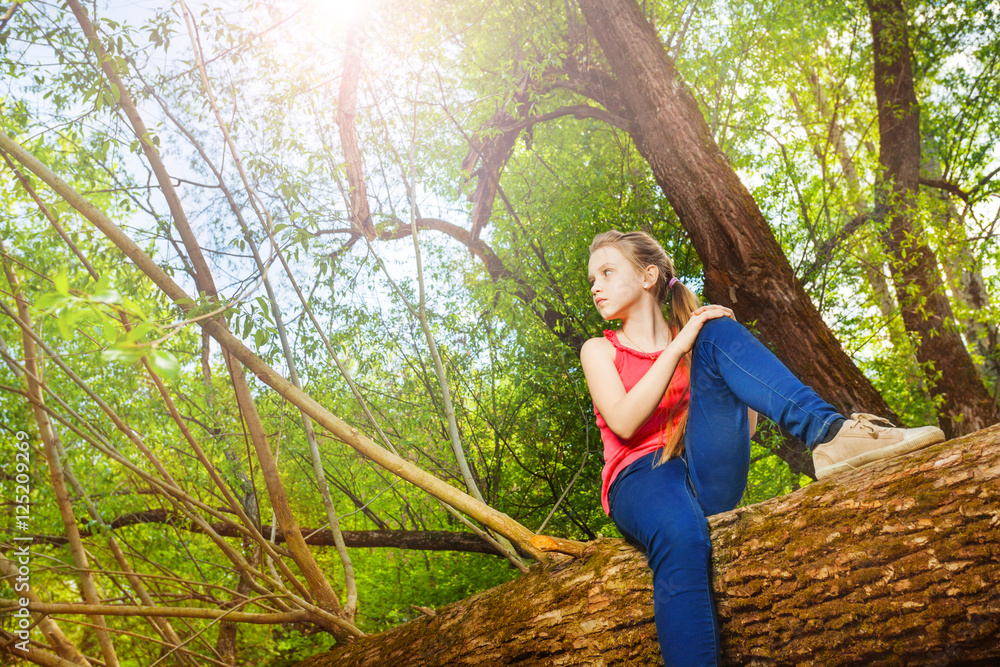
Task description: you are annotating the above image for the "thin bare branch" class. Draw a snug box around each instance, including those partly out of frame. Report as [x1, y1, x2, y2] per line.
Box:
[1, 601, 309, 624]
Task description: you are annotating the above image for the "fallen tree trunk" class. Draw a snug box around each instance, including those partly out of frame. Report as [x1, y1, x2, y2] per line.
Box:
[297, 424, 1000, 666]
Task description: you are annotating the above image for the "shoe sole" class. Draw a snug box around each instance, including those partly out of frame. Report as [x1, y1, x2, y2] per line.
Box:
[814, 427, 946, 479]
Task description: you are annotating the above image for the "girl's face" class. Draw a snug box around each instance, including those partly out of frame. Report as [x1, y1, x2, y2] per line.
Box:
[588, 246, 649, 321]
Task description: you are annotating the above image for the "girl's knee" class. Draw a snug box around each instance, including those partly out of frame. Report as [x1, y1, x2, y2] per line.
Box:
[645, 512, 712, 570]
[699, 315, 745, 339]
[698, 488, 745, 517]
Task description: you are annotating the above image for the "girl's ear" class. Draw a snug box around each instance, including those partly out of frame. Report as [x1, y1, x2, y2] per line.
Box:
[644, 264, 660, 287]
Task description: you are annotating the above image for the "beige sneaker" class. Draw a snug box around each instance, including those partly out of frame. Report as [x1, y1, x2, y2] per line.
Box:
[812, 413, 945, 479]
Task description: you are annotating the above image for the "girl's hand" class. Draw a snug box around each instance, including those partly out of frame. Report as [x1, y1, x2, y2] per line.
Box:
[669, 305, 735, 356]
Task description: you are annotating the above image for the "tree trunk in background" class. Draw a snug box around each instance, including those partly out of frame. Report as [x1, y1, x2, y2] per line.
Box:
[793, 69, 897, 321]
[925, 173, 1000, 402]
[574, 0, 895, 424]
[866, 0, 998, 437]
[953, 263, 1000, 389]
[297, 425, 1000, 666]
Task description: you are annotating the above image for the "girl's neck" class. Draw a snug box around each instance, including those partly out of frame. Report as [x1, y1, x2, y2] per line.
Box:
[619, 302, 671, 352]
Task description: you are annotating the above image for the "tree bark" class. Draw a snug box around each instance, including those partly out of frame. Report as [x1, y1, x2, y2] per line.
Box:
[573, 0, 896, 422]
[297, 424, 1000, 666]
[865, 0, 998, 437]
[337, 28, 376, 240]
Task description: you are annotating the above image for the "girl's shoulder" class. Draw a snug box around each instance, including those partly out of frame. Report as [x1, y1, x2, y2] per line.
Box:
[580, 332, 616, 363]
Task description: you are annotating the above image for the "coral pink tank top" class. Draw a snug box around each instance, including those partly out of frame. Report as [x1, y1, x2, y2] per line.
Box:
[596, 329, 690, 515]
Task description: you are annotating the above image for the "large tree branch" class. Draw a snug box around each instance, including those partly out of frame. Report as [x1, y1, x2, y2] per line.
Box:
[0, 631, 87, 667]
[552, 57, 632, 120]
[495, 104, 629, 134]
[377, 217, 588, 350]
[462, 107, 522, 242]
[337, 28, 376, 240]
[919, 177, 970, 203]
[304, 217, 589, 349]
[459, 74, 629, 244]
[0, 602, 309, 625]
[461, 102, 629, 242]
[33, 511, 507, 555]
[378, 217, 509, 279]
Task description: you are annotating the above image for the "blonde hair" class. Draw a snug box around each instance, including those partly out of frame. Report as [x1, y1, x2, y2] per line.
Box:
[589, 230, 702, 462]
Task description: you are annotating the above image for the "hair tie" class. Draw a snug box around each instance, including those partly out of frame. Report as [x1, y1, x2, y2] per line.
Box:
[668, 277, 679, 288]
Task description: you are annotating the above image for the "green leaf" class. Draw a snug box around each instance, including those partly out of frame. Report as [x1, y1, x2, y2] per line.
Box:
[53, 270, 70, 296]
[35, 292, 67, 310]
[102, 345, 146, 364]
[256, 296, 274, 324]
[101, 321, 119, 343]
[94, 272, 112, 292]
[149, 349, 180, 380]
[56, 312, 74, 340]
[125, 321, 153, 343]
[122, 297, 147, 319]
[92, 288, 122, 304]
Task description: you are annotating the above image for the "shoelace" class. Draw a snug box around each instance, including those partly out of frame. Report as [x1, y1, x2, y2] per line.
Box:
[849, 412, 896, 436]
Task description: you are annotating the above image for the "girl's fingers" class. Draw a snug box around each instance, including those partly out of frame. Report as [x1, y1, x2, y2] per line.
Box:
[694, 308, 736, 323]
[692, 305, 735, 324]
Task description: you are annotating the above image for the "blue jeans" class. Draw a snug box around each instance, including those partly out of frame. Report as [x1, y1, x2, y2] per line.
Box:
[607, 317, 843, 666]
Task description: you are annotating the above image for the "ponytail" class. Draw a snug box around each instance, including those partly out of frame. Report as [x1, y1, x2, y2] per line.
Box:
[659, 277, 700, 463]
[666, 277, 701, 339]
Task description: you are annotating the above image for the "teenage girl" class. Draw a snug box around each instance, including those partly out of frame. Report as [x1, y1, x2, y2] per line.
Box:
[580, 230, 944, 666]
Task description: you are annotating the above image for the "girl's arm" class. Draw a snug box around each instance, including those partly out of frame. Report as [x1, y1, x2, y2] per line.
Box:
[580, 337, 683, 439]
[582, 305, 735, 439]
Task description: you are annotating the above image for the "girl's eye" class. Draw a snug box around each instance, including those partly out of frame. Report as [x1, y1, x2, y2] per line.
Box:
[604, 269, 612, 276]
